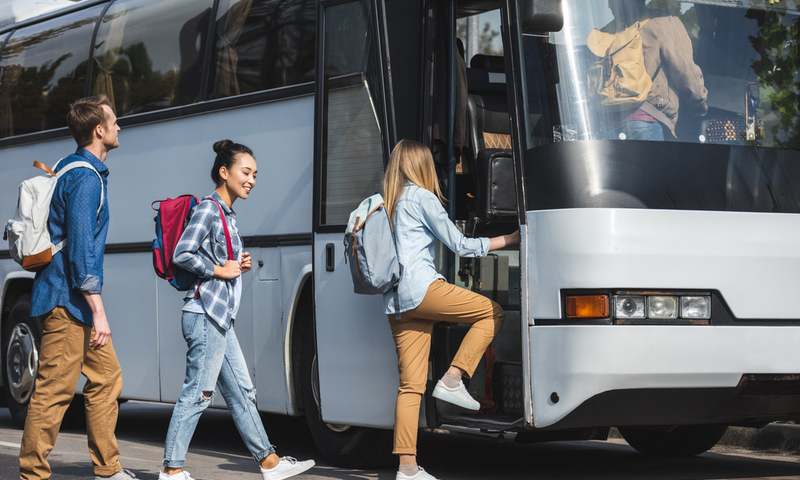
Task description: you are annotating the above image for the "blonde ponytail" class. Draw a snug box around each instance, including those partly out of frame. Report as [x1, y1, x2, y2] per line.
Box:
[383, 139, 444, 226]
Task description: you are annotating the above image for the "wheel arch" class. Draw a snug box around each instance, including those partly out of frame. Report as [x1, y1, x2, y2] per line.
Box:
[284, 265, 313, 416]
[1, 272, 35, 358]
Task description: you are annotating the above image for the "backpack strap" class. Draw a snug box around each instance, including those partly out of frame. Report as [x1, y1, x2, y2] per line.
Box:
[53, 161, 105, 217]
[46, 159, 105, 256]
[194, 198, 235, 300]
[208, 198, 234, 261]
[389, 211, 402, 321]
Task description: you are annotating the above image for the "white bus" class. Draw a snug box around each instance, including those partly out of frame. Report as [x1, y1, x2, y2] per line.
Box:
[1, 0, 799, 467]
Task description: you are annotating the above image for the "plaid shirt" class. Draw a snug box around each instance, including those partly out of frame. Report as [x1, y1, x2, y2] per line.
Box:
[173, 191, 242, 329]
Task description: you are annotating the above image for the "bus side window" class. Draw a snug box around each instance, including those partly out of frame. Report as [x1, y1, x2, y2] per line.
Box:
[208, 0, 316, 99]
[90, 0, 214, 117]
[0, 6, 102, 139]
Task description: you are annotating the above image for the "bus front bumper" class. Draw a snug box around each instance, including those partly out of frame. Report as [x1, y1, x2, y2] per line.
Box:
[528, 325, 800, 429]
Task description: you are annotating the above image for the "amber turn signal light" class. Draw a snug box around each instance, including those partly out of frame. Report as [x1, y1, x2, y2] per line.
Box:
[566, 295, 610, 318]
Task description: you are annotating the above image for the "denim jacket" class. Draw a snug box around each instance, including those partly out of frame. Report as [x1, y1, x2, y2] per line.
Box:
[30, 148, 109, 326]
[173, 191, 243, 330]
[383, 184, 489, 315]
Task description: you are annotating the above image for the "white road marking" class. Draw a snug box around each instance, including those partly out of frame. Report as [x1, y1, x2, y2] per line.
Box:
[0, 441, 20, 448]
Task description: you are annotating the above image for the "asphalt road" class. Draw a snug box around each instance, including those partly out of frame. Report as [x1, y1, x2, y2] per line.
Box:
[0, 401, 797, 479]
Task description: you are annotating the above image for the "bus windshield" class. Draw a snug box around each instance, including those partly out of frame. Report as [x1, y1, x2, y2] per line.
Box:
[520, 0, 799, 149]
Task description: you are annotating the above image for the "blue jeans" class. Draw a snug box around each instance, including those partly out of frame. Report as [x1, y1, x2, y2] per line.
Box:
[162, 312, 274, 468]
[600, 120, 665, 141]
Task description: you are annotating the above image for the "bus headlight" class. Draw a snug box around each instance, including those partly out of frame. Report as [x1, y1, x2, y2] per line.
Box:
[681, 296, 711, 319]
[649, 296, 678, 319]
[614, 296, 645, 319]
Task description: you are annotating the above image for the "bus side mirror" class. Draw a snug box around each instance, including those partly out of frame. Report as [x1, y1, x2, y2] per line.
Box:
[519, 0, 564, 34]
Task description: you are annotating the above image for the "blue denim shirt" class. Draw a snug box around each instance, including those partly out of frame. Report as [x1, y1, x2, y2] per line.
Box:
[173, 191, 243, 330]
[30, 148, 110, 326]
[383, 184, 489, 315]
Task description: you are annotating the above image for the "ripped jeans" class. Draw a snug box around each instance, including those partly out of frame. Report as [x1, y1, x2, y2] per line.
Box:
[162, 312, 275, 468]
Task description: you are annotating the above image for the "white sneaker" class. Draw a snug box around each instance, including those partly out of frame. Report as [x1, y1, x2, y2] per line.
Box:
[396, 466, 440, 480]
[260, 456, 315, 480]
[94, 469, 137, 480]
[158, 471, 194, 480]
[432, 379, 480, 411]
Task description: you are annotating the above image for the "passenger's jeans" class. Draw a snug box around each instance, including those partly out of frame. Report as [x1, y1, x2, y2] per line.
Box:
[162, 312, 274, 468]
[599, 120, 665, 141]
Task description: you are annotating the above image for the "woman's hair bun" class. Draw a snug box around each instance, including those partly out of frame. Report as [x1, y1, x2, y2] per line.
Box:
[213, 139, 233, 153]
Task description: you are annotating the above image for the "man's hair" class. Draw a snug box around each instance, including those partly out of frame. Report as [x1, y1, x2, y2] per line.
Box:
[67, 95, 113, 147]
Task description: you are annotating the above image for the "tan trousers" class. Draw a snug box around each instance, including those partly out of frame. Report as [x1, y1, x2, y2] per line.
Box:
[19, 306, 123, 480]
[388, 279, 504, 455]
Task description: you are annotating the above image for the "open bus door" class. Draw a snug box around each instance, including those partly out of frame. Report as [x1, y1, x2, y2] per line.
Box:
[308, 0, 398, 467]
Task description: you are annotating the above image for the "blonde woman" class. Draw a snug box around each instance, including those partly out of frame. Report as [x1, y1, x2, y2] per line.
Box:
[383, 139, 519, 480]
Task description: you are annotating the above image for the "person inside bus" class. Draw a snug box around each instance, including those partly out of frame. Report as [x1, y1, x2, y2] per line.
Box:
[159, 140, 315, 480]
[382, 139, 519, 480]
[597, 0, 708, 141]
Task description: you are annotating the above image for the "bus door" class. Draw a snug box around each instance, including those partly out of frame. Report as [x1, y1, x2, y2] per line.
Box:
[311, 0, 398, 429]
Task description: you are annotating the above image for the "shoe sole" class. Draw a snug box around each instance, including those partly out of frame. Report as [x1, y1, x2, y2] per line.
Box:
[432, 386, 480, 411]
[268, 461, 315, 480]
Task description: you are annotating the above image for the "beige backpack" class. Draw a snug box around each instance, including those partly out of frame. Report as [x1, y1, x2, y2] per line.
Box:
[3, 159, 103, 272]
[586, 19, 652, 110]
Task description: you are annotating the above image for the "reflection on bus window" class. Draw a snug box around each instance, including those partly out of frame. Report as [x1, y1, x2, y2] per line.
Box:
[520, 0, 799, 149]
[90, 0, 213, 117]
[0, 7, 100, 138]
[320, 0, 384, 226]
[209, 0, 315, 99]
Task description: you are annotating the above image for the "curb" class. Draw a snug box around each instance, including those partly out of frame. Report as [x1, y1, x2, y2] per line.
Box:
[610, 424, 800, 453]
[718, 424, 800, 452]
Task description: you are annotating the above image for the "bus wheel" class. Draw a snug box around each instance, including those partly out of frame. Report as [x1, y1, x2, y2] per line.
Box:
[3, 295, 41, 429]
[618, 425, 728, 457]
[301, 326, 392, 468]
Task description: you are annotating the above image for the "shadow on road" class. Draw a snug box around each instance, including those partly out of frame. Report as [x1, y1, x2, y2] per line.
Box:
[0, 401, 796, 479]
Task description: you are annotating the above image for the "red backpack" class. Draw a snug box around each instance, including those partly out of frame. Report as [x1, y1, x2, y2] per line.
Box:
[151, 195, 234, 291]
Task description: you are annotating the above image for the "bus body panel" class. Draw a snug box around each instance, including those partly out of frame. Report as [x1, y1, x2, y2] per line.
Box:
[313, 233, 398, 429]
[527, 209, 800, 321]
[529, 324, 800, 428]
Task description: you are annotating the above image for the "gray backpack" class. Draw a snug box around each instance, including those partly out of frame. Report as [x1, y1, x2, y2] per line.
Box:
[343, 193, 401, 295]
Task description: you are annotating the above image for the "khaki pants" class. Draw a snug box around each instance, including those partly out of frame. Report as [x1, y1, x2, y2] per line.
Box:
[388, 280, 504, 455]
[19, 306, 123, 480]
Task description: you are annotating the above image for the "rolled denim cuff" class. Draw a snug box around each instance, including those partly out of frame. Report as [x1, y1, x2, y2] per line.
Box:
[253, 444, 277, 463]
[78, 275, 102, 294]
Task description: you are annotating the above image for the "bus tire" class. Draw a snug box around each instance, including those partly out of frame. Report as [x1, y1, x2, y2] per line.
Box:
[3, 295, 40, 429]
[618, 424, 728, 457]
[301, 326, 393, 468]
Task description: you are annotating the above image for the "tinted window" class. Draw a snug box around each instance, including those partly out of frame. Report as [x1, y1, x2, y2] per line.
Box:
[208, 0, 315, 99]
[90, 0, 213, 116]
[0, 7, 101, 138]
[320, 1, 385, 225]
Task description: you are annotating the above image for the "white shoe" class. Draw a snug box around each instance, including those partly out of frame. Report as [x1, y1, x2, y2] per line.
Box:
[396, 466, 440, 480]
[432, 379, 480, 411]
[158, 470, 194, 480]
[260, 456, 315, 480]
[94, 469, 137, 480]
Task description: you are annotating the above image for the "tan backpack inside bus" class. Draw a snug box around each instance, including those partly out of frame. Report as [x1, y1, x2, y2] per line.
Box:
[586, 19, 652, 111]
